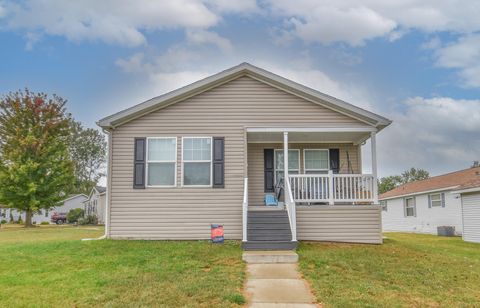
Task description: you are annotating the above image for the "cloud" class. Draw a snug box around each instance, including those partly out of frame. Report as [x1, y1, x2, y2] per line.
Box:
[186, 30, 232, 52]
[2, 0, 220, 47]
[266, 1, 480, 46]
[207, 0, 259, 14]
[434, 34, 480, 87]
[288, 6, 397, 46]
[377, 96, 480, 176]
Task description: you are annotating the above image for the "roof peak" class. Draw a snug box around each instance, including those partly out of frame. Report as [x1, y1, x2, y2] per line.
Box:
[97, 62, 391, 129]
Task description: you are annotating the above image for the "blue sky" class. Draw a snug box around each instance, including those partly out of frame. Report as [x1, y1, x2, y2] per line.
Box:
[0, 0, 479, 177]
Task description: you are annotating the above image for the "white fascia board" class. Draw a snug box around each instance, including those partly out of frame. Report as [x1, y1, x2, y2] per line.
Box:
[379, 186, 459, 200]
[453, 187, 480, 194]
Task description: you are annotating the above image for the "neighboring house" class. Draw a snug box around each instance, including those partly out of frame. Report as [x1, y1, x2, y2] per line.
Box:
[380, 166, 480, 236]
[83, 186, 106, 224]
[97, 63, 391, 250]
[0, 194, 87, 224]
[454, 179, 480, 243]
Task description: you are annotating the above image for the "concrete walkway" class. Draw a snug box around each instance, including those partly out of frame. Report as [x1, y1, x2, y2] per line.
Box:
[243, 251, 318, 307]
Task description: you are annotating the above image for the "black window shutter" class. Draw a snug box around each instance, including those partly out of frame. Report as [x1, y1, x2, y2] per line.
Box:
[264, 149, 274, 192]
[133, 138, 146, 189]
[212, 137, 225, 188]
[329, 149, 340, 174]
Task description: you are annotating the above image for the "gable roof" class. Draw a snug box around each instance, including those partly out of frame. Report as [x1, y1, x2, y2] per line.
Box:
[453, 178, 480, 194]
[97, 62, 391, 129]
[60, 194, 88, 203]
[380, 167, 480, 200]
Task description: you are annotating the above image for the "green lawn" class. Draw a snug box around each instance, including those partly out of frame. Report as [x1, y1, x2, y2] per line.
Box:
[298, 233, 480, 307]
[0, 225, 245, 307]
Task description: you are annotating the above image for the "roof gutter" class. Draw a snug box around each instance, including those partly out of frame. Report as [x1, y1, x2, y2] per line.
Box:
[379, 186, 460, 200]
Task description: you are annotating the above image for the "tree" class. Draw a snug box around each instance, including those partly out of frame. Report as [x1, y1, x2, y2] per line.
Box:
[68, 121, 106, 194]
[400, 167, 429, 184]
[0, 90, 75, 227]
[378, 175, 402, 194]
[378, 168, 430, 194]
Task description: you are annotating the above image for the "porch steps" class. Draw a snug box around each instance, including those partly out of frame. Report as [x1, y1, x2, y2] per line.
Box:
[243, 210, 298, 251]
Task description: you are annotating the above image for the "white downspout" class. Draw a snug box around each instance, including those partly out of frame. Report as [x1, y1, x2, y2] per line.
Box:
[102, 128, 113, 238]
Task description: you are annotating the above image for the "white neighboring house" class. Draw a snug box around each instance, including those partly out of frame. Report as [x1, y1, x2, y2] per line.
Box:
[83, 186, 106, 225]
[454, 179, 480, 243]
[380, 167, 480, 236]
[0, 194, 87, 224]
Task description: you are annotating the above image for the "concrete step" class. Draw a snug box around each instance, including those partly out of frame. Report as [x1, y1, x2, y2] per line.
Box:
[242, 241, 298, 251]
[242, 250, 299, 263]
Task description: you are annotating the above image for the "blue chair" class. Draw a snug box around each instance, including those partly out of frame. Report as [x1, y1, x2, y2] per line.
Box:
[264, 194, 278, 206]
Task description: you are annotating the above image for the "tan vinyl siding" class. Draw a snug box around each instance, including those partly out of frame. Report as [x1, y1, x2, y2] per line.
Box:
[297, 206, 382, 244]
[247, 143, 361, 206]
[109, 76, 371, 240]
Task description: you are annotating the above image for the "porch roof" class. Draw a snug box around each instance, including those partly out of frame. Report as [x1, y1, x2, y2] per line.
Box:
[246, 127, 375, 144]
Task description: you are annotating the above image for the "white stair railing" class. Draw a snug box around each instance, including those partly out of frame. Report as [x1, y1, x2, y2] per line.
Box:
[242, 177, 248, 242]
[284, 179, 297, 241]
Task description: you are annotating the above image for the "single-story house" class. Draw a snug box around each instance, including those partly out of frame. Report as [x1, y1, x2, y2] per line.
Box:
[380, 166, 480, 236]
[0, 194, 87, 224]
[83, 186, 106, 224]
[97, 63, 391, 250]
[453, 179, 480, 243]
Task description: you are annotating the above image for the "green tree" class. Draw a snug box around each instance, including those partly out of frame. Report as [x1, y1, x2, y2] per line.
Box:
[379, 168, 430, 194]
[68, 121, 106, 194]
[0, 90, 75, 227]
[400, 167, 429, 184]
[378, 175, 402, 194]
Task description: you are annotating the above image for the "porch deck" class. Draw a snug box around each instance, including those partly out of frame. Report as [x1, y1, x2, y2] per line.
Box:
[242, 127, 381, 250]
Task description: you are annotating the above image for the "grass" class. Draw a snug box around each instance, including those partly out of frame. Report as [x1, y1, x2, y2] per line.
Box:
[0, 225, 245, 307]
[298, 233, 480, 307]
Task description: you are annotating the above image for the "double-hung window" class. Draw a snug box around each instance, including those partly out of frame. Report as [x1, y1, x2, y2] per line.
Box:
[147, 137, 177, 187]
[405, 197, 416, 217]
[304, 149, 329, 174]
[429, 193, 442, 207]
[274, 149, 300, 184]
[182, 137, 212, 186]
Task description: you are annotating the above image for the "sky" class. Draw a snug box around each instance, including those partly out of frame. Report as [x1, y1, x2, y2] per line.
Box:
[0, 0, 479, 178]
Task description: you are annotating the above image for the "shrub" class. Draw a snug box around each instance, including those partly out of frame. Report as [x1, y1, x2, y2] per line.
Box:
[17, 216, 23, 224]
[79, 214, 98, 225]
[40, 221, 49, 225]
[0, 219, 7, 224]
[67, 208, 85, 223]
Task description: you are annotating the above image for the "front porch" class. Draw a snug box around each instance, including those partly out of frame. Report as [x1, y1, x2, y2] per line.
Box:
[242, 127, 381, 250]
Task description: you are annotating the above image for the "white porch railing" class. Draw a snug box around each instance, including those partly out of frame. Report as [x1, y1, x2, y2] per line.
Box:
[289, 171, 375, 204]
[242, 177, 248, 242]
[285, 179, 297, 241]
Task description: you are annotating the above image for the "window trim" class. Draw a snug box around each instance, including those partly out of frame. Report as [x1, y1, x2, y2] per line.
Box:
[146, 137, 177, 188]
[274, 149, 300, 184]
[181, 136, 213, 187]
[380, 200, 387, 212]
[429, 193, 442, 207]
[405, 196, 416, 217]
[303, 149, 330, 173]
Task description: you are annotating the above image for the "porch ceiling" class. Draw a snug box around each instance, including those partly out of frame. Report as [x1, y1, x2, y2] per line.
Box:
[246, 131, 370, 144]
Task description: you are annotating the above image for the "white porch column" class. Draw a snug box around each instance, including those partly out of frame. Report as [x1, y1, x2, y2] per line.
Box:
[283, 132, 289, 191]
[371, 131, 379, 204]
